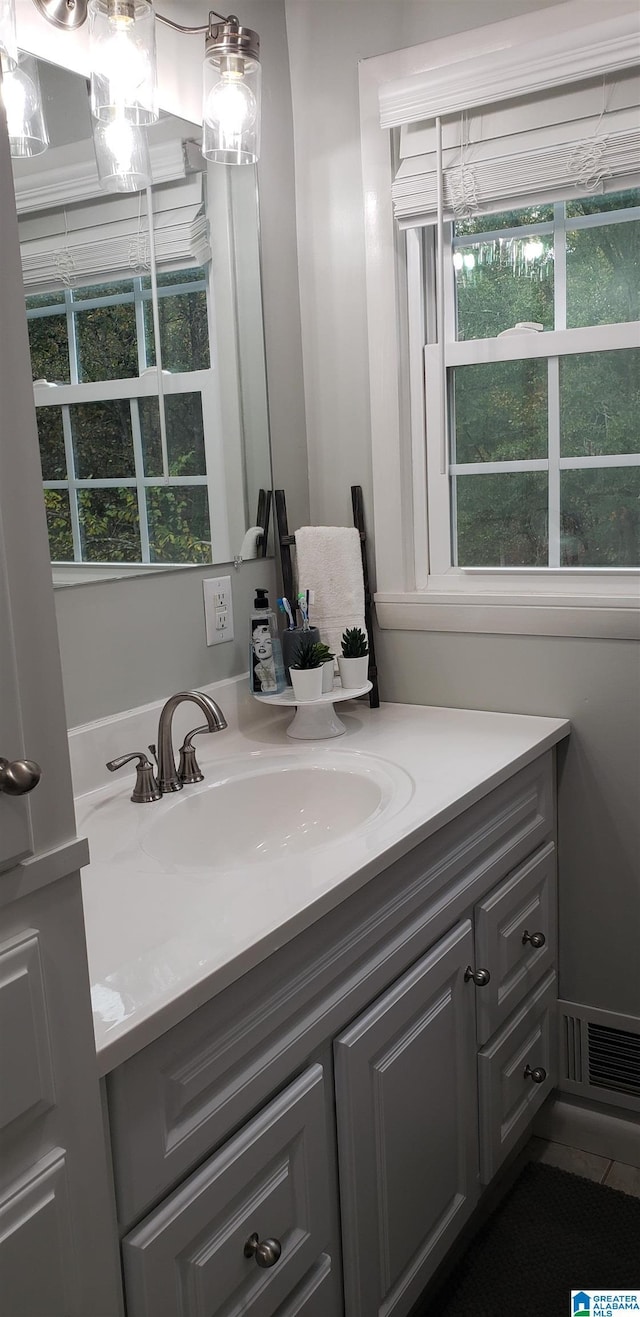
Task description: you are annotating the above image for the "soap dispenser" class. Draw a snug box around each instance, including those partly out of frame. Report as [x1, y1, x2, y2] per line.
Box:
[249, 588, 286, 695]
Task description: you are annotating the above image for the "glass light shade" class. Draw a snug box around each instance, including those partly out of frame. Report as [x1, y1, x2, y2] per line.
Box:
[2, 52, 48, 157]
[202, 25, 261, 165]
[0, 0, 17, 70]
[93, 114, 151, 191]
[89, 0, 157, 126]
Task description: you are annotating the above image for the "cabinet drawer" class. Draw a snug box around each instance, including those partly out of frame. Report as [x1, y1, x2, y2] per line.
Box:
[122, 1065, 331, 1317]
[478, 971, 557, 1184]
[474, 842, 556, 1045]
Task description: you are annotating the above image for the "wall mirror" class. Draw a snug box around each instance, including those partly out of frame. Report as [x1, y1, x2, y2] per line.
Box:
[11, 55, 273, 586]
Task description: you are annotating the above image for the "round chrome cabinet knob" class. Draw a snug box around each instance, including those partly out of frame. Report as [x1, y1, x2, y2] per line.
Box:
[522, 929, 546, 949]
[0, 757, 41, 796]
[244, 1232, 282, 1268]
[464, 966, 491, 987]
[523, 1064, 547, 1084]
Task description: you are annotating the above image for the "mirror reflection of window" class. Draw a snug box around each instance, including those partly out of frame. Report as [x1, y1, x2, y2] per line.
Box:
[29, 269, 214, 565]
[11, 55, 272, 579]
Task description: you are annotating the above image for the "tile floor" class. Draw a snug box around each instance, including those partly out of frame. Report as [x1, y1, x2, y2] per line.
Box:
[527, 1136, 640, 1197]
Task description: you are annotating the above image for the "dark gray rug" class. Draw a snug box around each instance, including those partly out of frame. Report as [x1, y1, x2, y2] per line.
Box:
[416, 1161, 640, 1317]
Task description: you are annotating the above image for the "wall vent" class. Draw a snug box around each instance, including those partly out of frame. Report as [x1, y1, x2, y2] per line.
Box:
[558, 1003, 640, 1114]
[587, 1022, 640, 1099]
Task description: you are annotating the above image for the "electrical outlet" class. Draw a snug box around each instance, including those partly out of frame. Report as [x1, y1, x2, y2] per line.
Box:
[203, 576, 234, 646]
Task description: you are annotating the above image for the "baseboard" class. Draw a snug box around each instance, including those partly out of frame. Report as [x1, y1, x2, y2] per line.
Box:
[533, 1093, 640, 1167]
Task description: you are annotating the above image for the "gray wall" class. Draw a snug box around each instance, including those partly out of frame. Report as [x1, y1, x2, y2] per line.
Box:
[285, 0, 640, 1021]
[377, 629, 640, 1017]
[56, 559, 276, 727]
[52, 0, 307, 726]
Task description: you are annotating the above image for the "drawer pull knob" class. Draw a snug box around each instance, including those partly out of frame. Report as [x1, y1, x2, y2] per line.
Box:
[464, 966, 491, 987]
[523, 1064, 547, 1084]
[522, 929, 546, 949]
[244, 1233, 282, 1268]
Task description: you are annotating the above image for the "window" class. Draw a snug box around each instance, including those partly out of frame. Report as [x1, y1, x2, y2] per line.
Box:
[30, 269, 217, 566]
[359, 5, 640, 637]
[424, 192, 639, 572]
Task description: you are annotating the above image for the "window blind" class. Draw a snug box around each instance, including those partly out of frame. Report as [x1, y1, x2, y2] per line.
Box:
[390, 66, 640, 229]
[19, 174, 210, 291]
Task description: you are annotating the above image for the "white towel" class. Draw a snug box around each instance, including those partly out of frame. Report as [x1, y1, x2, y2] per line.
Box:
[294, 526, 367, 661]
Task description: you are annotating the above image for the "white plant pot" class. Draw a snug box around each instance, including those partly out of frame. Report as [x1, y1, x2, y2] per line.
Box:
[290, 667, 323, 702]
[321, 660, 335, 694]
[338, 655, 369, 689]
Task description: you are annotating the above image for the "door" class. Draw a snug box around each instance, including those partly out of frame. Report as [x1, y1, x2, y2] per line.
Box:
[334, 920, 479, 1317]
[0, 106, 123, 1314]
[0, 542, 33, 868]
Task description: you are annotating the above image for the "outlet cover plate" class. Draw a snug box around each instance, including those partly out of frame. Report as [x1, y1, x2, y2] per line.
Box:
[203, 576, 234, 646]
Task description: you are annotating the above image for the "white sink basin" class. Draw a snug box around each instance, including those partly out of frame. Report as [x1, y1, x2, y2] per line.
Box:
[139, 750, 414, 870]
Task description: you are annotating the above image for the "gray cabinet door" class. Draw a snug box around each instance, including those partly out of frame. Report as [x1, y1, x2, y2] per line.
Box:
[123, 1064, 333, 1317]
[334, 920, 479, 1317]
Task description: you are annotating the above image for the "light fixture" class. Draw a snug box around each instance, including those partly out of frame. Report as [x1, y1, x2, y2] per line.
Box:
[89, 0, 157, 125]
[202, 14, 260, 164]
[93, 111, 150, 190]
[1, 49, 48, 156]
[12, 4, 260, 166]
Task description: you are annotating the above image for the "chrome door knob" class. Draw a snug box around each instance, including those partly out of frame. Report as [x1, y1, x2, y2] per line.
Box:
[244, 1232, 282, 1268]
[0, 757, 41, 796]
[522, 929, 546, 949]
[523, 1064, 547, 1084]
[464, 966, 491, 987]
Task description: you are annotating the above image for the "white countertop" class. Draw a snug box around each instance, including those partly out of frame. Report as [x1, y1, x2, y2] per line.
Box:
[75, 693, 569, 1075]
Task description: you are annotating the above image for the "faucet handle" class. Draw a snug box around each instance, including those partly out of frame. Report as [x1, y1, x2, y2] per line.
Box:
[106, 751, 161, 804]
[177, 725, 210, 784]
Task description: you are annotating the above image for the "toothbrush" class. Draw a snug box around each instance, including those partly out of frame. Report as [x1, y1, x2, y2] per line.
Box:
[297, 589, 315, 632]
[297, 590, 311, 631]
[277, 597, 295, 630]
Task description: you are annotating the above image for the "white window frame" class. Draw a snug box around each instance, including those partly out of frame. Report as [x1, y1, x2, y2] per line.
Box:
[358, 0, 640, 639]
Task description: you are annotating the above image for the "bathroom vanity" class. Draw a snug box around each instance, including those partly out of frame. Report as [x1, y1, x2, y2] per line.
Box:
[74, 689, 569, 1317]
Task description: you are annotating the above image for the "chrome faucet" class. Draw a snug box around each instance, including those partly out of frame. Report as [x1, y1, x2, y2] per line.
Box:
[154, 691, 227, 793]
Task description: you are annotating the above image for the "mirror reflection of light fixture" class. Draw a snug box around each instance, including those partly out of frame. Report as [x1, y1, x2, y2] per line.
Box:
[89, 0, 157, 126]
[0, 0, 17, 67]
[1, 50, 48, 156]
[93, 111, 150, 191]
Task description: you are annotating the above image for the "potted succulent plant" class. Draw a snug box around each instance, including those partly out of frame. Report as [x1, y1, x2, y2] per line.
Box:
[289, 637, 325, 702]
[338, 627, 369, 689]
[314, 642, 335, 693]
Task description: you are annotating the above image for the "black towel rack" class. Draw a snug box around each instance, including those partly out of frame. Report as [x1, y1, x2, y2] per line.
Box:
[274, 485, 379, 708]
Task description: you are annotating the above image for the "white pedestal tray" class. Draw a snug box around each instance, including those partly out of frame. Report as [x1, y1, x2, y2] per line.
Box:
[254, 680, 373, 739]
